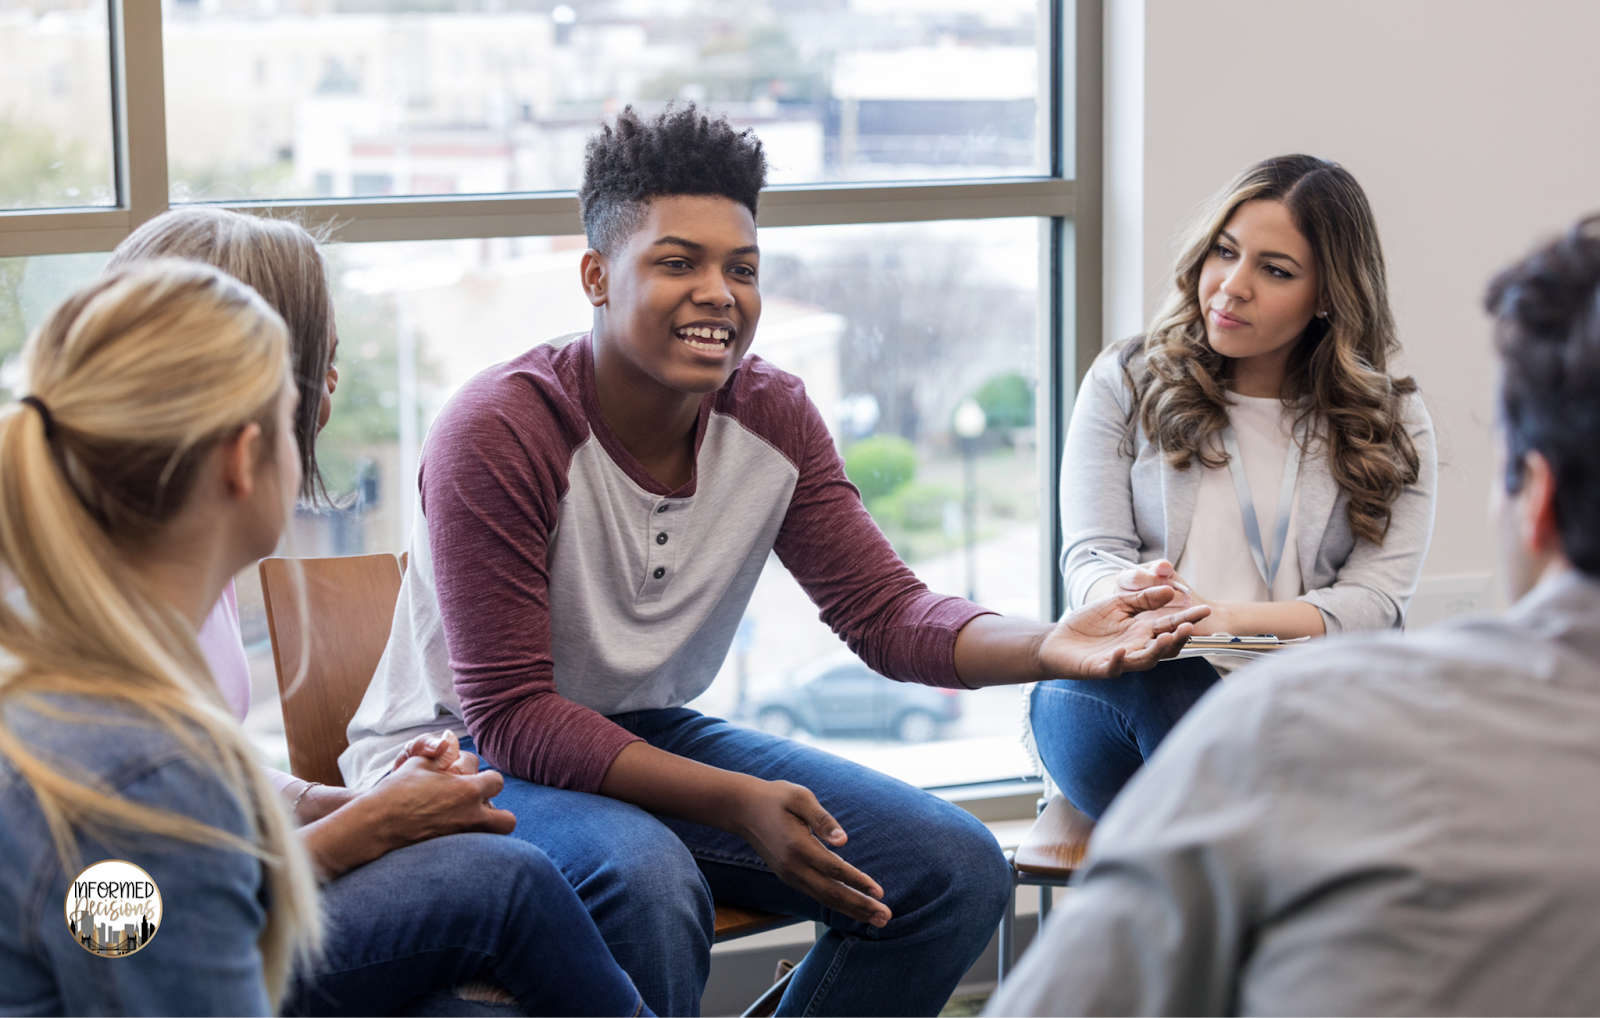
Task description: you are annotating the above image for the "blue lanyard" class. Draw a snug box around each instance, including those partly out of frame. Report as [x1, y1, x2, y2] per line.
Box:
[1220, 419, 1306, 598]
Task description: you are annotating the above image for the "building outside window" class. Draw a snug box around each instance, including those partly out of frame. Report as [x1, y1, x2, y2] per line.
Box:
[0, 0, 1099, 792]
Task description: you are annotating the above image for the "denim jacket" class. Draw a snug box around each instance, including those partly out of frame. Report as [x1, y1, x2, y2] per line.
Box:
[0, 695, 272, 1016]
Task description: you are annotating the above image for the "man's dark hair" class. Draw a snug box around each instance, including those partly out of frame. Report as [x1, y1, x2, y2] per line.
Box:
[1485, 214, 1600, 577]
[578, 103, 767, 256]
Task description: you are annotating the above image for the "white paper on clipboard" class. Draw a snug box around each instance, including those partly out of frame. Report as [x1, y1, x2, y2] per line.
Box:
[1178, 634, 1311, 662]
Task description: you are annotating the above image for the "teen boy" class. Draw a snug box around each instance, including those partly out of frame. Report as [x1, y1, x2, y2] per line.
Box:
[988, 215, 1600, 1015]
[343, 105, 1205, 1016]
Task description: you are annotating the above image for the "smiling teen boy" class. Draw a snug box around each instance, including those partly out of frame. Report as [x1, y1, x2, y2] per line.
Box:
[341, 105, 1206, 1017]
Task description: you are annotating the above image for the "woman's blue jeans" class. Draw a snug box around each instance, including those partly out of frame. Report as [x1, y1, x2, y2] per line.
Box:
[467, 708, 1012, 1018]
[286, 832, 649, 1017]
[1029, 657, 1221, 820]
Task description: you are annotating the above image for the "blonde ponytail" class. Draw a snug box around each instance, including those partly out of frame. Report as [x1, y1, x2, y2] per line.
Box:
[0, 261, 320, 1004]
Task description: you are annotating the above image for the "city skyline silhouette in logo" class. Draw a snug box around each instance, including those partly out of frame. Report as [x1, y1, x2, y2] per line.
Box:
[64, 859, 162, 958]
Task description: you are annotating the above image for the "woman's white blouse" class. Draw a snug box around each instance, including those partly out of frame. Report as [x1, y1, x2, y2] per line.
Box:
[1174, 394, 1305, 604]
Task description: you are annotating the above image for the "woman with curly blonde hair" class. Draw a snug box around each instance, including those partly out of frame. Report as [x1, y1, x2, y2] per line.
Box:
[1031, 154, 1438, 819]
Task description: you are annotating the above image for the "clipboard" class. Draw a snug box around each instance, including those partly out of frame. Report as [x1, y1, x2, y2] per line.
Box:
[1178, 634, 1310, 661]
[1183, 634, 1311, 648]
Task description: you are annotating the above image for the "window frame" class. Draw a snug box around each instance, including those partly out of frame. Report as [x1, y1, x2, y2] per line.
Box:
[0, 0, 1103, 624]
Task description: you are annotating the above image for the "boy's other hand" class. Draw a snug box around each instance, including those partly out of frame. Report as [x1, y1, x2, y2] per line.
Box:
[1039, 587, 1211, 679]
[732, 780, 892, 929]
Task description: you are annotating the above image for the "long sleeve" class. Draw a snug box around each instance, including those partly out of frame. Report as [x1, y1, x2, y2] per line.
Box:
[1059, 351, 1144, 609]
[42, 758, 274, 1017]
[196, 582, 303, 794]
[1297, 392, 1439, 632]
[772, 393, 991, 687]
[422, 397, 641, 793]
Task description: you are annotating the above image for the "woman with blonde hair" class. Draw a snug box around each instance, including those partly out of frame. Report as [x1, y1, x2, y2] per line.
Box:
[0, 262, 317, 1013]
[87, 207, 650, 1016]
[1031, 154, 1438, 819]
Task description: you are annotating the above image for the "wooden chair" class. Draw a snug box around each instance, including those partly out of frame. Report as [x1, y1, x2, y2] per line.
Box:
[257, 553, 801, 955]
[996, 793, 1095, 984]
[261, 554, 403, 786]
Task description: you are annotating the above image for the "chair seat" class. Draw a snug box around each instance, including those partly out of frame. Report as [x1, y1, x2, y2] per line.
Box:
[1013, 794, 1095, 881]
[713, 903, 797, 942]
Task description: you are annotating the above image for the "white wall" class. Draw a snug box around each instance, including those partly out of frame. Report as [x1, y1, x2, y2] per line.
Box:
[1113, 0, 1600, 601]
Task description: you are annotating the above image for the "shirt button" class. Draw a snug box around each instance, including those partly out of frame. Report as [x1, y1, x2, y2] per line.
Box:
[656, 532, 668, 545]
[656, 504, 669, 513]
[653, 566, 666, 579]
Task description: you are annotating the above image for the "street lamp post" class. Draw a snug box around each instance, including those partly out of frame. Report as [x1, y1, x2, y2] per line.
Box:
[952, 397, 987, 602]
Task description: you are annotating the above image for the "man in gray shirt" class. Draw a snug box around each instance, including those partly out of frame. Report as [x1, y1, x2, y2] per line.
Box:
[989, 216, 1600, 1017]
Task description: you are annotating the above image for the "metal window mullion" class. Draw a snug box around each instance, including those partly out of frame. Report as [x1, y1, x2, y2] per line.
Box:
[0, 210, 131, 257]
[1070, 0, 1104, 392]
[1036, 0, 1066, 624]
[114, 0, 170, 232]
[1036, 0, 1103, 624]
[205, 178, 1073, 244]
[3, 179, 1074, 256]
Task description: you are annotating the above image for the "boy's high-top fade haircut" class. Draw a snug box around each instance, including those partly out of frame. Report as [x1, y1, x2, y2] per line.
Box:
[579, 103, 767, 256]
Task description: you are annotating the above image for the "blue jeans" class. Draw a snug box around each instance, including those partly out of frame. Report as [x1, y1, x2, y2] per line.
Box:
[1029, 657, 1221, 820]
[467, 709, 1011, 1017]
[286, 832, 649, 1017]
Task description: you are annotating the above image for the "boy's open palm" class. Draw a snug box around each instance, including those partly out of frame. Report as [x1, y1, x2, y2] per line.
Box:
[1039, 586, 1210, 679]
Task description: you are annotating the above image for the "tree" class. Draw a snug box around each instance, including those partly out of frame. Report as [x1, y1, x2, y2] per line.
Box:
[763, 236, 1036, 442]
[843, 434, 916, 502]
[974, 371, 1034, 431]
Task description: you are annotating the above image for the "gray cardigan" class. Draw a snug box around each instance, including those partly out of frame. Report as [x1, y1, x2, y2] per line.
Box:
[1060, 348, 1438, 632]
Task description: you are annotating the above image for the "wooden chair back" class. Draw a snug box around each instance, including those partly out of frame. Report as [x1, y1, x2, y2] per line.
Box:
[259, 553, 403, 787]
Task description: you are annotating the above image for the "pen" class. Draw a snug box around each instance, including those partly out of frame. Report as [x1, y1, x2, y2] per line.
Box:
[1087, 547, 1194, 595]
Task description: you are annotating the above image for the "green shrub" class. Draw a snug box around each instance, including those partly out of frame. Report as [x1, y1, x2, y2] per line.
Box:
[975, 372, 1035, 430]
[844, 434, 917, 503]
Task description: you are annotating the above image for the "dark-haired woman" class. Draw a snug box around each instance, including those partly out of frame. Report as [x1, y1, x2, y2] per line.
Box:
[1030, 155, 1438, 819]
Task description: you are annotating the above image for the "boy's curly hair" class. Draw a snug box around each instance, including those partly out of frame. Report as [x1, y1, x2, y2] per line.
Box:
[578, 103, 767, 255]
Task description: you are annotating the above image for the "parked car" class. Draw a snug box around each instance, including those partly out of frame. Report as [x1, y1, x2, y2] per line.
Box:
[752, 660, 962, 743]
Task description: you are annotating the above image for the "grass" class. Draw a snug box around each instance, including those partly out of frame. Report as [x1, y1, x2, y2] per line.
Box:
[939, 992, 990, 1016]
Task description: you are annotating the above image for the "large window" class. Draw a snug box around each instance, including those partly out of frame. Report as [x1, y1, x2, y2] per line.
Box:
[0, 0, 116, 210]
[162, 0, 1047, 201]
[0, 0, 1101, 789]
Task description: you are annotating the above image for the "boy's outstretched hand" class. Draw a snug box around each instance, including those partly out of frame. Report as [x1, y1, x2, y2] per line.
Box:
[952, 586, 1211, 687]
[1038, 586, 1211, 679]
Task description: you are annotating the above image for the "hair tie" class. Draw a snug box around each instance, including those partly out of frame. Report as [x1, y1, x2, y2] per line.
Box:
[19, 396, 56, 440]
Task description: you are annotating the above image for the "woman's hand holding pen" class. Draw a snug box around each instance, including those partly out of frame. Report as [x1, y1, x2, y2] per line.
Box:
[1104, 559, 1242, 635]
[1088, 550, 1200, 607]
